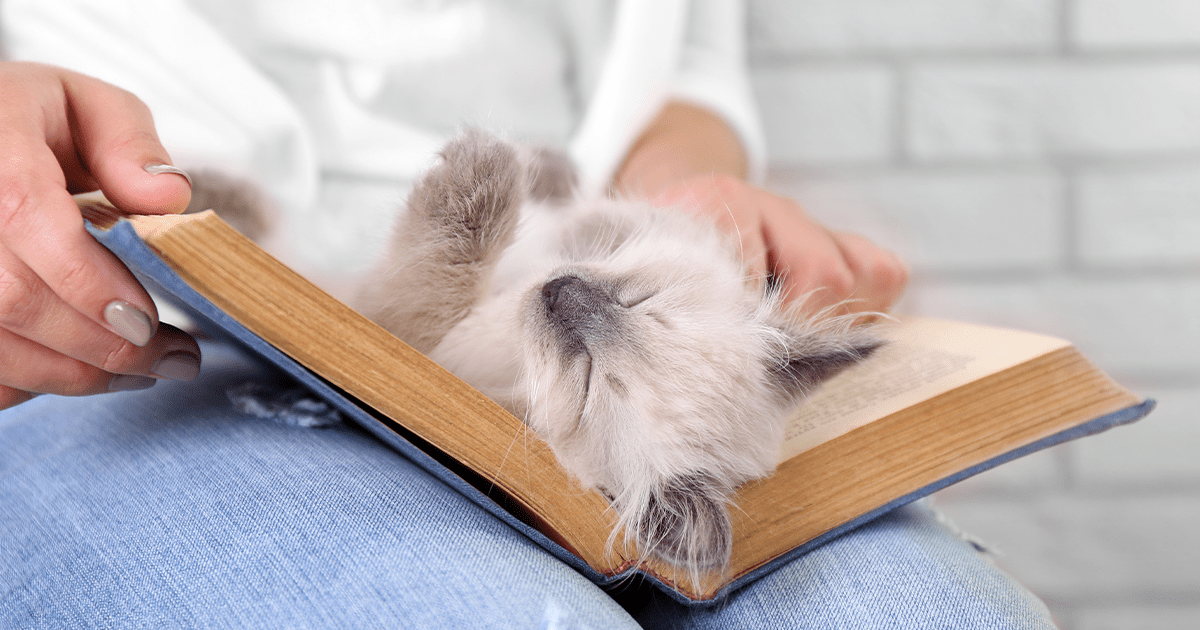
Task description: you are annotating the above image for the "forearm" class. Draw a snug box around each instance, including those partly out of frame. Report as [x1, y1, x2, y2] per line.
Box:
[613, 101, 748, 199]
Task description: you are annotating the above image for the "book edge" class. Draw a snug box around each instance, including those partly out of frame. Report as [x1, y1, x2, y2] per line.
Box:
[675, 398, 1157, 606]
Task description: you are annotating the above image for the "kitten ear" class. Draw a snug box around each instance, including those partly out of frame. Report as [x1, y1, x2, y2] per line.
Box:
[637, 474, 733, 573]
[767, 322, 882, 398]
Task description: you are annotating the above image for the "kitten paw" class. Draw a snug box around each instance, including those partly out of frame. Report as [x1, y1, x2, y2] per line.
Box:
[411, 128, 524, 265]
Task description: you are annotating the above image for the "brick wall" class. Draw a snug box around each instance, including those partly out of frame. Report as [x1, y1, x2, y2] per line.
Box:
[746, 1, 1200, 627]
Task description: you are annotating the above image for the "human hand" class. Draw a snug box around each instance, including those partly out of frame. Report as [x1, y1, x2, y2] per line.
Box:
[653, 174, 909, 316]
[0, 62, 200, 409]
[614, 102, 908, 317]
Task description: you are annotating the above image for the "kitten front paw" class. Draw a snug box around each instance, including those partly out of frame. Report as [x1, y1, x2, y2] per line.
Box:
[410, 128, 524, 266]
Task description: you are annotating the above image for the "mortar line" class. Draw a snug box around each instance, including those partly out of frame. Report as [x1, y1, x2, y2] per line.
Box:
[765, 153, 1200, 180]
[1059, 0, 1076, 56]
[749, 49, 1200, 67]
[890, 58, 909, 167]
[1061, 163, 1082, 274]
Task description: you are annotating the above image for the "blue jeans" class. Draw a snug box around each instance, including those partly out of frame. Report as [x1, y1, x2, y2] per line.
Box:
[0, 340, 1058, 629]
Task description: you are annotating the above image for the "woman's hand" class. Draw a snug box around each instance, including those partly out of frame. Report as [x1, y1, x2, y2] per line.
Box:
[0, 62, 200, 409]
[616, 101, 908, 316]
[652, 174, 909, 316]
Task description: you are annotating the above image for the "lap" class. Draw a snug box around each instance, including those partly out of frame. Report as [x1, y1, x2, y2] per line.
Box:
[0, 341, 635, 629]
[632, 501, 1057, 629]
[0, 341, 1057, 629]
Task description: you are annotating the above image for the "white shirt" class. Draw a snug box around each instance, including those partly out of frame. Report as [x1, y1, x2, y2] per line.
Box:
[1, 0, 764, 291]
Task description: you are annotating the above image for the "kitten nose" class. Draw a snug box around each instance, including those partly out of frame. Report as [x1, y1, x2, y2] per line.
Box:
[541, 275, 612, 316]
[541, 275, 619, 353]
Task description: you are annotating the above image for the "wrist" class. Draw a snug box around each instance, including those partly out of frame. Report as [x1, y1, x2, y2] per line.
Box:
[614, 102, 747, 199]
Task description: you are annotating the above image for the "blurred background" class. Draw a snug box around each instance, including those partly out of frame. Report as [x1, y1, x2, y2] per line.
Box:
[744, 1, 1199, 628]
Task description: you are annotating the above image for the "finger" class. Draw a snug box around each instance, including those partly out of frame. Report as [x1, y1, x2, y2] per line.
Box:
[829, 232, 910, 313]
[0, 242, 143, 363]
[0, 323, 199, 398]
[59, 69, 191, 215]
[0, 386, 36, 410]
[759, 202, 857, 313]
[741, 230, 770, 287]
[0, 326, 127, 396]
[0, 65, 181, 348]
[0, 245, 201, 376]
[0, 174, 165, 345]
[657, 177, 771, 285]
[0, 63, 189, 210]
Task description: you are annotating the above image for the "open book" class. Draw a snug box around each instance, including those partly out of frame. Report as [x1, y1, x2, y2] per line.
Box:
[79, 198, 1153, 604]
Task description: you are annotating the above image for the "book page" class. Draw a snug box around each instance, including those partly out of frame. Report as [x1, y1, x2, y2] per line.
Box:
[778, 317, 1071, 462]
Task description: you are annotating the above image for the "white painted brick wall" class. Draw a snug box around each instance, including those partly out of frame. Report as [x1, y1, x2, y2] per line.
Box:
[907, 62, 1200, 160]
[934, 448, 1063, 495]
[1073, 0, 1200, 48]
[930, 495, 1200, 598]
[909, 278, 1200, 375]
[1077, 163, 1200, 267]
[1073, 387, 1200, 485]
[747, 2, 1200, 627]
[751, 65, 892, 164]
[1074, 607, 1200, 630]
[769, 169, 1064, 272]
[748, 0, 1057, 54]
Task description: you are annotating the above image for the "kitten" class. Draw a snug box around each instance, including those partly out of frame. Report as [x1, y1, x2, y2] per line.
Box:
[355, 130, 880, 576]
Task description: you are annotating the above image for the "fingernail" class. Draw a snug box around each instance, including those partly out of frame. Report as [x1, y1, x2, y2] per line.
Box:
[108, 374, 157, 392]
[152, 351, 201, 381]
[144, 163, 193, 188]
[104, 300, 154, 347]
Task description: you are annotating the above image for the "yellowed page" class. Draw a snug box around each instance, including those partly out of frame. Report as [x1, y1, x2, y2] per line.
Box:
[778, 316, 1071, 461]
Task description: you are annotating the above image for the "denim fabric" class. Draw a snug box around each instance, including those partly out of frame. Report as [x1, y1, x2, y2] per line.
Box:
[632, 502, 1057, 629]
[1, 340, 1059, 629]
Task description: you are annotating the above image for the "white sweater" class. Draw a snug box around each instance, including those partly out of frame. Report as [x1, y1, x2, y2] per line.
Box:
[1, 0, 764, 289]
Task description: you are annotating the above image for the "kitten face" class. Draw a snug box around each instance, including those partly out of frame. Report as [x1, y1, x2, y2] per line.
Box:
[357, 131, 880, 576]
[441, 198, 877, 573]
[517, 204, 789, 492]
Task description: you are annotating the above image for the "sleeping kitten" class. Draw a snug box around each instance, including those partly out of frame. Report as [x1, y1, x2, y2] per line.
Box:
[354, 130, 880, 576]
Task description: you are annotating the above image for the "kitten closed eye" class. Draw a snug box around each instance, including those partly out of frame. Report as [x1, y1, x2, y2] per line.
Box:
[619, 292, 654, 309]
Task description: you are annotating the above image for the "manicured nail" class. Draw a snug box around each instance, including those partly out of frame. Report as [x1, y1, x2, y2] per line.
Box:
[108, 374, 157, 392]
[104, 300, 153, 347]
[144, 163, 193, 188]
[152, 351, 201, 381]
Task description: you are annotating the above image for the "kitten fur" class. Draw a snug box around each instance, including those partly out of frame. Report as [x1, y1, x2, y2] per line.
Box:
[184, 169, 278, 242]
[353, 130, 881, 578]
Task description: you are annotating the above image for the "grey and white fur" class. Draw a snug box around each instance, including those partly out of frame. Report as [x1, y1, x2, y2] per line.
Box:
[352, 130, 881, 578]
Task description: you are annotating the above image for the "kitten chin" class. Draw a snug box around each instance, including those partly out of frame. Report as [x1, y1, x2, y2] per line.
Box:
[350, 130, 882, 581]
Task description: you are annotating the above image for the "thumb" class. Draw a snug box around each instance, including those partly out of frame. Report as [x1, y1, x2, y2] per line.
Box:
[61, 70, 191, 215]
